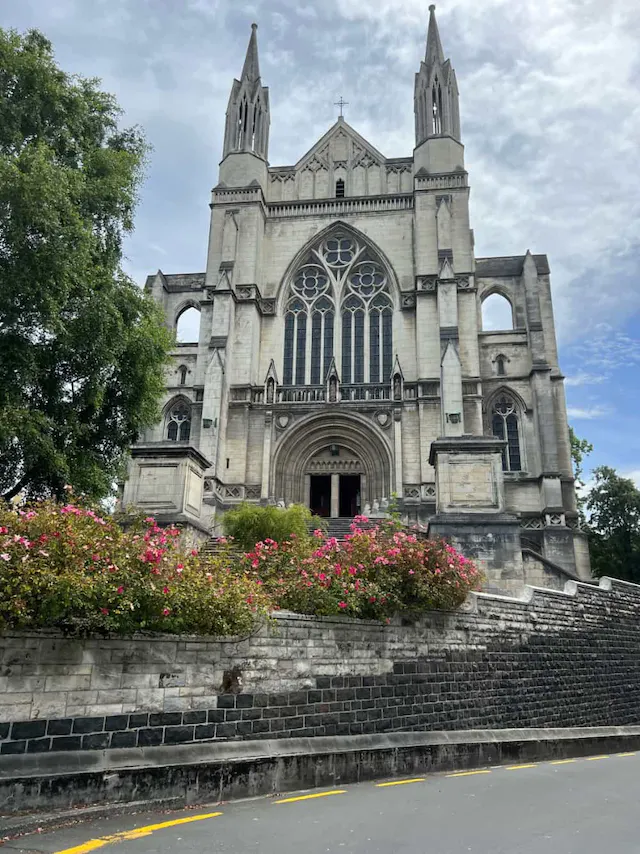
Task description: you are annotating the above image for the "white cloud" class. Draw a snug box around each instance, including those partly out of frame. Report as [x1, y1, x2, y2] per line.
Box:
[566, 405, 611, 420]
[564, 373, 607, 387]
[566, 327, 640, 373]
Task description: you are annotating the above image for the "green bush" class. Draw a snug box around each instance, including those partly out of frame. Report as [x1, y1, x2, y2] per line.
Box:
[0, 498, 270, 636]
[222, 502, 323, 551]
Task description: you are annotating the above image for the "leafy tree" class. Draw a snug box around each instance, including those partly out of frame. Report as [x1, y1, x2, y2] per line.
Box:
[587, 466, 640, 582]
[0, 29, 172, 501]
[569, 426, 593, 522]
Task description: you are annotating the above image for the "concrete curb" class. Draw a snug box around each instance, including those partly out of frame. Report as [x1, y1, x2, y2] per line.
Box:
[3, 726, 640, 835]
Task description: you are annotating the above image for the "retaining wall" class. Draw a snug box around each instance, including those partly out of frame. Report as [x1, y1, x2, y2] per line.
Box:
[1, 577, 640, 758]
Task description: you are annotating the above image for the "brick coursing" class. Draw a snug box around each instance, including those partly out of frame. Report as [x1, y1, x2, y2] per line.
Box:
[1, 578, 639, 755]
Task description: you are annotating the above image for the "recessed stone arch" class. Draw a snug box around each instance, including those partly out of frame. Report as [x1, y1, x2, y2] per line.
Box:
[271, 411, 393, 508]
[175, 303, 201, 343]
[480, 290, 514, 331]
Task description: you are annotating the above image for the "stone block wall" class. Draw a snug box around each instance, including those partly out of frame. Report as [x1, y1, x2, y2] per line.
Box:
[1, 577, 640, 757]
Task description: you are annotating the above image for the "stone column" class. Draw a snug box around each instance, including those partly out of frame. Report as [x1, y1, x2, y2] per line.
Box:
[330, 474, 340, 518]
[394, 410, 403, 495]
[304, 474, 311, 509]
[260, 414, 272, 500]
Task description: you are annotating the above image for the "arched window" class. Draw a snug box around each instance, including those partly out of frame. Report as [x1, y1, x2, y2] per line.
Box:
[335, 179, 345, 198]
[432, 81, 443, 134]
[178, 365, 188, 385]
[282, 231, 393, 387]
[176, 306, 201, 343]
[495, 355, 506, 376]
[491, 395, 522, 472]
[252, 96, 260, 150]
[481, 293, 513, 331]
[166, 401, 191, 442]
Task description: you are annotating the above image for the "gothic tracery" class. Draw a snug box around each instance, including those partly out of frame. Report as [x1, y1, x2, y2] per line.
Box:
[283, 233, 393, 386]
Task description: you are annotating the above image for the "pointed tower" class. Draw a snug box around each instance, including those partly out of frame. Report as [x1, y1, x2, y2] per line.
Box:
[414, 5, 463, 173]
[220, 23, 270, 189]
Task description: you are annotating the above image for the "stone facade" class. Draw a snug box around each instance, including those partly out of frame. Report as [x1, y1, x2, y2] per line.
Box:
[121, 9, 588, 584]
[2, 577, 640, 753]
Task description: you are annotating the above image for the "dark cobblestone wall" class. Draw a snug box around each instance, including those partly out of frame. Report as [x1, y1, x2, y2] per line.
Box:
[1, 577, 640, 755]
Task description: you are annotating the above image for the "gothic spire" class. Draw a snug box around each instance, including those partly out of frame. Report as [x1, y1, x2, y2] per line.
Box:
[222, 22, 270, 161]
[241, 22, 261, 83]
[425, 4, 445, 67]
[414, 4, 461, 146]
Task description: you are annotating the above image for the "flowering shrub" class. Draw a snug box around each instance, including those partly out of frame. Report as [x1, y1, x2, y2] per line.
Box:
[243, 516, 481, 620]
[0, 500, 480, 635]
[0, 499, 269, 636]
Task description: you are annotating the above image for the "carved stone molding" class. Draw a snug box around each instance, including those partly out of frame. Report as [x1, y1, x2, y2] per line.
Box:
[456, 275, 473, 290]
[307, 458, 362, 473]
[374, 410, 391, 429]
[416, 275, 438, 292]
[422, 483, 436, 499]
[275, 413, 291, 430]
[260, 298, 276, 315]
[401, 293, 416, 310]
[236, 284, 259, 302]
[520, 516, 544, 530]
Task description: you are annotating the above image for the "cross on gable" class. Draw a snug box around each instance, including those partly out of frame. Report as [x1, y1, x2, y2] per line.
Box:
[334, 95, 349, 118]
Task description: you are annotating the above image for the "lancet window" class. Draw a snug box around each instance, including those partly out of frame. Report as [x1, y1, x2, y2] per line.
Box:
[282, 232, 393, 386]
[491, 394, 522, 472]
[432, 80, 443, 134]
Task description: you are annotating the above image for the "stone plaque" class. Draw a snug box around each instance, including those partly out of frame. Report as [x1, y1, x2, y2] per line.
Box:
[449, 459, 495, 507]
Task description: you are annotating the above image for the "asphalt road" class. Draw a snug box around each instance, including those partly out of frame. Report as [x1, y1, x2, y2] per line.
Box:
[4, 752, 640, 854]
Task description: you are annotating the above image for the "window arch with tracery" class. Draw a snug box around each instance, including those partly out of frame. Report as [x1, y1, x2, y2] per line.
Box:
[282, 232, 393, 387]
[166, 401, 191, 442]
[491, 394, 522, 472]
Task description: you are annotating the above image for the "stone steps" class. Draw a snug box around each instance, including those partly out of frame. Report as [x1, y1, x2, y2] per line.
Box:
[200, 516, 377, 556]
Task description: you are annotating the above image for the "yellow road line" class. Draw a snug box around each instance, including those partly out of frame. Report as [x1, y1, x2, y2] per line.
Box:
[505, 763, 537, 770]
[446, 769, 492, 778]
[585, 755, 609, 761]
[551, 759, 577, 765]
[53, 812, 223, 854]
[275, 789, 347, 804]
[376, 777, 425, 787]
[617, 752, 636, 757]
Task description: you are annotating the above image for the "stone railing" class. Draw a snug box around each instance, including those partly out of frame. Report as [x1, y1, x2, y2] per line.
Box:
[267, 194, 413, 219]
[414, 172, 468, 190]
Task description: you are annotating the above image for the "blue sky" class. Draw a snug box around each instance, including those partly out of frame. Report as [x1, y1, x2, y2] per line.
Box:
[3, 0, 640, 484]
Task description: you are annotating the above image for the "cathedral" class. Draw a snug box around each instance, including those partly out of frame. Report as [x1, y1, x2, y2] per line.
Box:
[123, 8, 591, 589]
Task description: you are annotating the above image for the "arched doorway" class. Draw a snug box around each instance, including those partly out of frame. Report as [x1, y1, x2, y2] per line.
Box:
[271, 412, 393, 517]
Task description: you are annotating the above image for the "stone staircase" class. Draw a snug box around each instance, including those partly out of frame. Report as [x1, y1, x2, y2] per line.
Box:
[200, 516, 367, 557]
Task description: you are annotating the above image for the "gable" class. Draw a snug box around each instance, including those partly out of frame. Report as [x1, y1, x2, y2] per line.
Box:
[295, 119, 387, 172]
